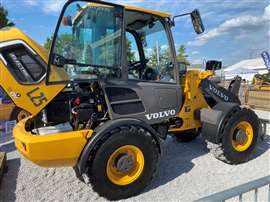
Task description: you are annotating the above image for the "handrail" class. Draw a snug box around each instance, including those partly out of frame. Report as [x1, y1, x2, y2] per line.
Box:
[195, 175, 270, 202]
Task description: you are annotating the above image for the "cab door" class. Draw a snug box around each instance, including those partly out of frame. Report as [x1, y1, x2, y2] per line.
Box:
[103, 10, 182, 124]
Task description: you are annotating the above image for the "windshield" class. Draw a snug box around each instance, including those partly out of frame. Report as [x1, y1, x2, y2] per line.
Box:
[48, 2, 123, 83]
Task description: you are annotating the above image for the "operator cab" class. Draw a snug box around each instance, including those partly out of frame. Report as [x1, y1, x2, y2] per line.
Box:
[44, 0, 205, 126]
[48, 3, 177, 84]
[48, 1, 204, 85]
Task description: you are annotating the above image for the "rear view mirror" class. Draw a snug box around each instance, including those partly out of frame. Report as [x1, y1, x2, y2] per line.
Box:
[172, 9, 205, 35]
[205, 60, 222, 71]
[191, 9, 205, 34]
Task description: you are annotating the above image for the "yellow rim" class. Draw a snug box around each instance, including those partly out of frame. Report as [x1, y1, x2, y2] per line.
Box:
[232, 121, 254, 152]
[106, 145, 144, 186]
[17, 110, 29, 121]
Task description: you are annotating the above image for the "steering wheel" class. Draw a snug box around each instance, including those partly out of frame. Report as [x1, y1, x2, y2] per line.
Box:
[142, 68, 160, 81]
[128, 59, 149, 71]
[129, 61, 141, 71]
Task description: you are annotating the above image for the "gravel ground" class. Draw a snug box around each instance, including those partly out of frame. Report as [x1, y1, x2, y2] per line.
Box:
[0, 124, 269, 201]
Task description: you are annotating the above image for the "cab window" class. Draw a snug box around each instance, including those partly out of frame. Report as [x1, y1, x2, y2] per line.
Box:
[2, 45, 46, 83]
[126, 11, 175, 82]
[48, 2, 123, 83]
[126, 32, 140, 79]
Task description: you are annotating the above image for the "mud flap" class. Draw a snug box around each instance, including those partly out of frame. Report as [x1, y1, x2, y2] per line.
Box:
[200, 102, 240, 143]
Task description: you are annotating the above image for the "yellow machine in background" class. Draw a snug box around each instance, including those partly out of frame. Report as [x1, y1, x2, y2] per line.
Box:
[246, 72, 270, 111]
[0, 97, 15, 121]
[0, 1, 260, 200]
[245, 63, 270, 111]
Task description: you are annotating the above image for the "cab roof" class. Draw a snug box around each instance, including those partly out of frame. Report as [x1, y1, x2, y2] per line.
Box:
[124, 5, 171, 18]
[73, 3, 171, 25]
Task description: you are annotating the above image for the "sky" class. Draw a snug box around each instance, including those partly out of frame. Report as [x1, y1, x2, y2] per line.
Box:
[1, 0, 270, 66]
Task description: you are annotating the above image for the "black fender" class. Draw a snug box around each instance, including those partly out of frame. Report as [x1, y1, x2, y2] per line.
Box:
[200, 102, 240, 143]
[76, 117, 162, 176]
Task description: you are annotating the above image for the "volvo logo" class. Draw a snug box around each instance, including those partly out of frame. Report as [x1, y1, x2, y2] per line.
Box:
[209, 84, 229, 101]
[145, 110, 176, 120]
[10, 91, 21, 99]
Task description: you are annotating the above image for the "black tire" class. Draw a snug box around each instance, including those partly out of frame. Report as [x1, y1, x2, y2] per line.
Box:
[174, 129, 200, 142]
[10, 107, 29, 122]
[207, 108, 259, 164]
[87, 126, 159, 200]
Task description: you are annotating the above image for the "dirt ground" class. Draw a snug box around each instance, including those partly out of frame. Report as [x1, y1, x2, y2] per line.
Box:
[0, 136, 269, 201]
[0, 119, 269, 202]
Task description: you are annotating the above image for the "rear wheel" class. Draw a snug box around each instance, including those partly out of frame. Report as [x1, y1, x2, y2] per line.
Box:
[174, 129, 200, 142]
[10, 107, 30, 122]
[88, 126, 159, 200]
[208, 108, 259, 164]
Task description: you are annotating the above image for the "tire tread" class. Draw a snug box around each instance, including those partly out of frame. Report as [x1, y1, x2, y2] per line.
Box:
[207, 107, 259, 164]
[87, 125, 159, 200]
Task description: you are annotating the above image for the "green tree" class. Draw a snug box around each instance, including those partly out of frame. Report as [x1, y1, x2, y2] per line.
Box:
[148, 45, 171, 68]
[43, 34, 72, 54]
[44, 36, 135, 62]
[148, 46, 159, 68]
[126, 40, 135, 62]
[44, 36, 53, 52]
[176, 45, 190, 65]
[0, 4, 14, 28]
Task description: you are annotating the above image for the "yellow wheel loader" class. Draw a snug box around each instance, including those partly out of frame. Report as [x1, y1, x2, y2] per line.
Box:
[245, 71, 270, 111]
[0, 1, 260, 200]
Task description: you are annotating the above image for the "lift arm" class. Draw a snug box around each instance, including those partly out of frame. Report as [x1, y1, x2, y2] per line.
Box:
[201, 78, 241, 104]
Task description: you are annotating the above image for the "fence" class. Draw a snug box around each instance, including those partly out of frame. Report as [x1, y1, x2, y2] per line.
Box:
[195, 175, 270, 202]
[0, 120, 16, 143]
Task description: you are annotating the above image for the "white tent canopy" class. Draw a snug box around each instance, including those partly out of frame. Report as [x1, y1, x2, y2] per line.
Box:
[225, 58, 266, 71]
[224, 58, 268, 81]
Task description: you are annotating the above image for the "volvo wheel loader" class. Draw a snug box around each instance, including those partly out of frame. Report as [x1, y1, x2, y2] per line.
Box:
[0, 0, 260, 200]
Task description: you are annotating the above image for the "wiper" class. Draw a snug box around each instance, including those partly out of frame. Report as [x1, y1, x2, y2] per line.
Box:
[52, 54, 119, 70]
[66, 60, 120, 70]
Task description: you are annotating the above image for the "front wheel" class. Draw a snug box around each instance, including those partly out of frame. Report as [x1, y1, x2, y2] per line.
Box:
[208, 108, 259, 164]
[87, 126, 159, 200]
